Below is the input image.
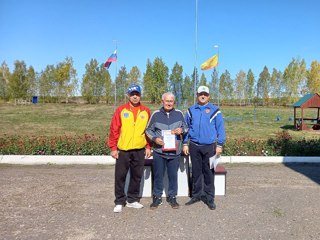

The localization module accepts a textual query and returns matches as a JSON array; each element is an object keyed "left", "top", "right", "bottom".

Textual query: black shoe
[
  {"left": 200, "top": 195, "right": 208, "bottom": 204},
  {"left": 185, "top": 197, "right": 200, "bottom": 206},
  {"left": 150, "top": 196, "right": 162, "bottom": 209},
  {"left": 167, "top": 196, "right": 179, "bottom": 209},
  {"left": 206, "top": 200, "right": 216, "bottom": 210}
]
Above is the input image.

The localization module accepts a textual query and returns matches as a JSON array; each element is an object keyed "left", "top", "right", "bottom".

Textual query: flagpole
[
  {"left": 214, "top": 44, "right": 219, "bottom": 107},
  {"left": 113, "top": 40, "right": 118, "bottom": 110},
  {"left": 193, "top": 0, "right": 198, "bottom": 104}
]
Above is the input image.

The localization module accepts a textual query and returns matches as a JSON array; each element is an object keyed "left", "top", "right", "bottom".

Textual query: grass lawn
[{"left": 0, "top": 103, "right": 319, "bottom": 140}]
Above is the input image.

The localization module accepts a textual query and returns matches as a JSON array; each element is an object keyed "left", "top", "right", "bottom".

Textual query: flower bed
[
  {"left": 0, "top": 134, "right": 109, "bottom": 155},
  {"left": 0, "top": 131, "right": 319, "bottom": 156}
]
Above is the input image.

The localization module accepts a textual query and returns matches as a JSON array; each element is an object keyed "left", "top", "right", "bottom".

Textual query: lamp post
[{"left": 214, "top": 44, "right": 219, "bottom": 107}]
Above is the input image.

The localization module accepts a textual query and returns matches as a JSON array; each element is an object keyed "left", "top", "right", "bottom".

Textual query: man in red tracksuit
[{"left": 108, "top": 84, "right": 151, "bottom": 213}]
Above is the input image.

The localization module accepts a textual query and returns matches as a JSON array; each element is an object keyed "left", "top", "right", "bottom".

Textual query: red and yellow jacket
[{"left": 108, "top": 102, "right": 151, "bottom": 151}]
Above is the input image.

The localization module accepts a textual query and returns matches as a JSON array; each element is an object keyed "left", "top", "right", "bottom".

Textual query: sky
[{"left": 1, "top": 0, "right": 320, "bottom": 87}]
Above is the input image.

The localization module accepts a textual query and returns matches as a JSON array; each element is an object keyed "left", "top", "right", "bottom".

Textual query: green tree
[
  {"left": 306, "top": 60, "right": 320, "bottom": 94},
  {"left": 82, "top": 59, "right": 106, "bottom": 104},
  {"left": 54, "top": 57, "right": 77, "bottom": 103},
  {"left": 246, "top": 69, "right": 255, "bottom": 105},
  {"left": 115, "top": 66, "right": 128, "bottom": 104},
  {"left": 8, "top": 60, "right": 29, "bottom": 99},
  {"left": 0, "top": 62, "right": 10, "bottom": 101},
  {"left": 199, "top": 73, "right": 207, "bottom": 86},
  {"left": 219, "top": 70, "right": 233, "bottom": 104},
  {"left": 257, "top": 66, "right": 271, "bottom": 105},
  {"left": 27, "top": 66, "right": 37, "bottom": 97},
  {"left": 152, "top": 57, "right": 169, "bottom": 103},
  {"left": 191, "top": 67, "right": 199, "bottom": 103},
  {"left": 235, "top": 70, "right": 246, "bottom": 105},
  {"left": 39, "top": 65, "right": 55, "bottom": 103},
  {"left": 142, "top": 59, "right": 154, "bottom": 102},
  {"left": 169, "top": 62, "right": 183, "bottom": 98},
  {"left": 143, "top": 57, "right": 168, "bottom": 104},
  {"left": 283, "top": 57, "right": 306, "bottom": 102},
  {"left": 270, "top": 68, "right": 283, "bottom": 105},
  {"left": 127, "top": 66, "right": 141, "bottom": 86},
  {"left": 100, "top": 65, "right": 112, "bottom": 104},
  {"left": 182, "top": 75, "right": 193, "bottom": 105},
  {"left": 210, "top": 69, "right": 219, "bottom": 104}
]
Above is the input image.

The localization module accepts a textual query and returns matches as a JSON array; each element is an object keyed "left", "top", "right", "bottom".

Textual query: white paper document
[
  {"left": 209, "top": 154, "right": 221, "bottom": 170},
  {"left": 161, "top": 130, "right": 176, "bottom": 151}
]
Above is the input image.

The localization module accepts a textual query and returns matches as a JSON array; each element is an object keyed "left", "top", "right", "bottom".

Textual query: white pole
[
  {"left": 113, "top": 40, "right": 118, "bottom": 111},
  {"left": 193, "top": 0, "right": 198, "bottom": 104},
  {"left": 214, "top": 44, "right": 219, "bottom": 107}
]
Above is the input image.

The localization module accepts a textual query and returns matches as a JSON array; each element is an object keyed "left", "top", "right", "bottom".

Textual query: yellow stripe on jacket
[{"left": 117, "top": 107, "right": 149, "bottom": 151}]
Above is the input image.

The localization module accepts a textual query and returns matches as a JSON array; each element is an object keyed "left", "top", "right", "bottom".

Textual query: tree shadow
[
  {"left": 280, "top": 125, "right": 296, "bottom": 130},
  {"left": 283, "top": 163, "right": 320, "bottom": 185}
]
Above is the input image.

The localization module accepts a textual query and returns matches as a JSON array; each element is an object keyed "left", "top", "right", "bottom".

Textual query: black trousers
[
  {"left": 189, "top": 142, "right": 216, "bottom": 201},
  {"left": 114, "top": 148, "right": 145, "bottom": 205}
]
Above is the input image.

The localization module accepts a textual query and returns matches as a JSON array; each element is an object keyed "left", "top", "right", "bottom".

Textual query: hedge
[{"left": 1, "top": 131, "right": 320, "bottom": 156}]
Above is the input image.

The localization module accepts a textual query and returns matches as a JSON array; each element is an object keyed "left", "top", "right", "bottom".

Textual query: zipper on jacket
[
  {"left": 198, "top": 110, "right": 203, "bottom": 140},
  {"left": 131, "top": 109, "right": 136, "bottom": 149}
]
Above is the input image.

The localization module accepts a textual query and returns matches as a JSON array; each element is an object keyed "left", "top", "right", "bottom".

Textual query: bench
[
  {"left": 125, "top": 156, "right": 227, "bottom": 198},
  {"left": 214, "top": 165, "right": 227, "bottom": 196},
  {"left": 125, "top": 158, "right": 153, "bottom": 197}
]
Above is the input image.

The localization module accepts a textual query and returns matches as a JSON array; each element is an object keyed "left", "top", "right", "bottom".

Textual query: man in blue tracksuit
[
  {"left": 183, "top": 86, "right": 226, "bottom": 210},
  {"left": 146, "top": 92, "right": 188, "bottom": 209}
]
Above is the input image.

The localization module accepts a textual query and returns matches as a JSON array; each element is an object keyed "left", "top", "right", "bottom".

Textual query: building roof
[
  {"left": 293, "top": 93, "right": 320, "bottom": 108},
  {"left": 293, "top": 94, "right": 314, "bottom": 107}
]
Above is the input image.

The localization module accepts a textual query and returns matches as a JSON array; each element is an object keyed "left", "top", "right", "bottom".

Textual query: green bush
[
  {"left": 0, "top": 131, "right": 319, "bottom": 156},
  {"left": 223, "top": 130, "right": 320, "bottom": 156},
  {"left": 0, "top": 134, "right": 110, "bottom": 155}
]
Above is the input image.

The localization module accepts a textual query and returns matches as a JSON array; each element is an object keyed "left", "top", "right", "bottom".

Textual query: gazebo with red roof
[{"left": 293, "top": 93, "right": 320, "bottom": 130}]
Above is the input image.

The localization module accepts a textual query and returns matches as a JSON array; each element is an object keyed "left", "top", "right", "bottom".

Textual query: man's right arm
[
  {"left": 108, "top": 109, "right": 121, "bottom": 151},
  {"left": 182, "top": 109, "right": 191, "bottom": 155},
  {"left": 145, "top": 112, "right": 157, "bottom": 143}
]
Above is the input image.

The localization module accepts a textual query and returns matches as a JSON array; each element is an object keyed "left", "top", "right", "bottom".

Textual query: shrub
[
  {"left": 0, "top": 131, "right": 319, "bottom": 156},
  {"left": 0, "top": 134, "right": 110, "bottom": 155},
  {"left": 224, "top": 130, "right": 320, "bottom": 156}
]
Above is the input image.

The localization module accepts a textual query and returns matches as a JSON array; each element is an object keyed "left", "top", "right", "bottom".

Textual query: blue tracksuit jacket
[{"left": 183, "top": 102, "right": 226, "bottom": 146}]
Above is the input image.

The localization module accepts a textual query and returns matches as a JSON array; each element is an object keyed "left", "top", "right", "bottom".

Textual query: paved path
[{"left": 1, "top": 163, "right": 319, "bottom": 240}]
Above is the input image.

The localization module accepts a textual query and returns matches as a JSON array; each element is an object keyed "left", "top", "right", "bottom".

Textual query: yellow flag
[{"left": 200, "top": 54, "right": 219, "bottom": 71}]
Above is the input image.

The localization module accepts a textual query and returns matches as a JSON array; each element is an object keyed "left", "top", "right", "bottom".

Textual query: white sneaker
[
  {"left": 126, "top": 201, "right": 144, "bottom": 209},
  {"left": 113, "top": 205, "right": 123, "bottom": 213}
]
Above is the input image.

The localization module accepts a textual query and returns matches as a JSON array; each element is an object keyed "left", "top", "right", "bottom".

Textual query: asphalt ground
[{"left": 1, "top": 163, "right": 319, "bottom": 240}]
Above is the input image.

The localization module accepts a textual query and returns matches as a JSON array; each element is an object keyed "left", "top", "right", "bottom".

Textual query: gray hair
[{"left": 161, "top": 92, "right": 175, "bottom": 101}]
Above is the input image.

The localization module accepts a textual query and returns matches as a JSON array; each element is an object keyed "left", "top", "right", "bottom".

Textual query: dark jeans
[
  {"left": 189, "top": 142, "right": 216, "bottom": 201},
  {"left": 114, "top": 149, "right": 145, "bottom": 205},
  {"left": 152, "top": 151, "right": 180, "bottom": 197}
]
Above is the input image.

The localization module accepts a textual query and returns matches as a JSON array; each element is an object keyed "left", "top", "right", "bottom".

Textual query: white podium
[
  {"left": 125, "top": 165, "right": 152, "bottom": 197},
  {"left": 161, "top": 156, "right": 190, "bottom": 197},
  {"left": 214, "top": 166, "right": 227, "bottom": 196},
  {"left": 124, "top": 157, "right": 226, "bottom": 198}
]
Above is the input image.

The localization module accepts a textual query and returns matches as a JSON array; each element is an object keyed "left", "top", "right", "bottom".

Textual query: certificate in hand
[
  {"left": 209, "top": 154, "right": 221, "bottom": 170},
  {"left": 161, "top": 130, "right": 177, "bottom": 151}
]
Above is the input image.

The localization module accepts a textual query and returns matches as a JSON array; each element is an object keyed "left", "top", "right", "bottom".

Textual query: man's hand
[
  {"left": 216, "top": 146, "right": 223, "bottom": 155},
  {"left": 111, "top": 150, "right": 119, "bottom": 159},
  {"left": 155, "top": 137, "right": 164, "bottom": 146},
  {"left": 171, "top": 128, "right": 183, "bottom": 135},
  {"left": 145, "top": 148, "right": 151, "bottom": 158},
  {"left": 183, "top": 145, "right": 189, "bottom": 155}
]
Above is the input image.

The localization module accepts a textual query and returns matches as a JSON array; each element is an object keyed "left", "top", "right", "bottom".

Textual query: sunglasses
[{"left": 198, "top": 92, "right": 209, "bottom": 96}]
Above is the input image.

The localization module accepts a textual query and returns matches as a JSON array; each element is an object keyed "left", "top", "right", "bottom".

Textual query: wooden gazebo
[{"left": 293, "top": 93, "right": 320, "bottom": 130}]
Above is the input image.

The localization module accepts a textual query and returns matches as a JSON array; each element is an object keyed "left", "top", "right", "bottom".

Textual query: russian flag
[{"left": 104, "top": 50, "right": 117, "bottom": 69}]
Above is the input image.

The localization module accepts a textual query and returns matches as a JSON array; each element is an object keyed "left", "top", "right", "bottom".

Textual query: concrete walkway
[{"left": 1, "top": 163, "right": 319, "bottom": 239}]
